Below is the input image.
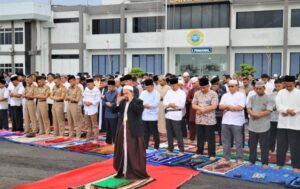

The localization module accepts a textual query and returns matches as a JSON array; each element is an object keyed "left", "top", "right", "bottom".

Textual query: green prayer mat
[{"left": 92, "top": 177, "right": 133, "bottom": 189}]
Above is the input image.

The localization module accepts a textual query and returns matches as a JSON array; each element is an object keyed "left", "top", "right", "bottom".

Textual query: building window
[
  {"left": 236, "top": 10, "right": 283, "bottom": 29},
  {"left": 290, "top": 53, "right": 300, "bottom": 76},
  {"left": 0, "top": 63, "right": 23, "bottom": 74},
  {"left": 133, "top": 16, "right": 165, "bottom": 33},
  {"left": 0, "top": 28, "right": 12, "bottom": 45},
  {"left": 51, "top": 54, "right": 79, "bottom": 59},
  {"left": 92, "top": 19, "right": 126, "bottom": 34},
  {"left": 53, "top": 18, "right": 79, "bottom": 23},
  {"left": 14, "top": 28, "right": 23, "bottom": 44},
  {"left": 291, "top": 9, "right": 300, "bottom": 27},
  {"left": 167, "top": 3, "right": 230, "bottom": 29},
  {"left": 92, "top": 55, "right": 121, "bottom": 75},
  {"left": 132, "top": 54, "right": 164, "bottom": 75},
  {"left": 235, "top": 53, "right": 282, "bottom": 78}
]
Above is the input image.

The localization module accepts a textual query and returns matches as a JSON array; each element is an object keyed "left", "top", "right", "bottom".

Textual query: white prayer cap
[
  {"left": 273, "top": 74, "right": 278, "bottom": 78},
  {"left": 123, "top": 85, "right": 133, "bottom": 92},
  {"left": 11, "top": 74, "right": 17, "bottom": 78},
  {"left": 228, "top": 80, "right": 239, "bottom": 86},
  {"left": 178, "top": 79, "right": 184, "bottom": 85},
  {"left": 183, "top": 72, "right": 190, "bottom": 77},
  {"left": 191, "top": 77, "right": 198, "bottom": 83},
  {"left": 75, "top": 75, "right": 80, "bottom": 79},
  {"left": 158, "top": 75, "right": 166, "bottom": 80}
]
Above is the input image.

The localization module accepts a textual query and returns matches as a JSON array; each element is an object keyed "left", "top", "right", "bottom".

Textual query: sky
[{"left": 0, "top": 0, "right": 102, "bottom": 5}]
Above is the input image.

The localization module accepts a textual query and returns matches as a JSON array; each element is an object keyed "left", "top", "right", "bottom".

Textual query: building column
[
  {"left": 283, "top": 0, "right": 289, "bottom": 75},
  {"left": 11, "top": 21, "right": 15, "bottom": 74},
  {"left": 120, "top": 3, "right": 126, "bottom": 74},
  {"left": 30, "top": 20, "right": 37, "bottom": 74},
  {"left": 79, "top": 9, "right": 84, "bottom": 73}
]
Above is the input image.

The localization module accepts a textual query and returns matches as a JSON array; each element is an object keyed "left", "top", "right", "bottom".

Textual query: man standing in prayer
[
  {"left": 219, "top": 80, "right": 246, "bottom": 163},
  {"left": 8, "top": 74, "right": 25, "bottom": 132},
  {"left": 156, "top": 76, "right": 170, "bottom": 134},
  {"left": 35, "top": 76, "right": 51, "bottom": 135},
  {"left": 23, "top": 75, "right": 38, "bottom": 134},
  {"left": 50, "top": 76, "right": 67, "bottom": 137},
  {"left": 83, "top": 78, "right": 101, "bottom": 141},
  {"left": 113, "top": 85, "right": 149, "bottom": 180},
  {"left": 275, "top": 75, "right": 300, "bottom": 172},
  {"left": 186, "top": 77, "right": 200, "bottom": 143},
  {"left": 139, "top": 79, "right": 160, "bottom": 150},
  {"left": 269, "top": 79, "right": 284, "bottom": 153},
  {"left": 65, "top": 75, "right": 83, "bottom": 139},
  {"left": 103, "top": 80, "right": 119, "bottom": 144},
  {"left": 247, "top": 81, "right": 273, "bottom": 168},
  {"left": 192, "top": 77, "right": 218, "bottom": 160},
  {"left": 163, "top": 77, "right": 186, "bottom": 156},
  {"left": 46, "top": 73, "right": 55, "bottom": 126},
  {"left": 0, "top": 78, "right": 9, "bottom": 130}
]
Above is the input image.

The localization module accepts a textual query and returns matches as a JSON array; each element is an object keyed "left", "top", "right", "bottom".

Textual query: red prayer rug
[{"left": 12, "top": 159, "right": 198, "bottom": 189}]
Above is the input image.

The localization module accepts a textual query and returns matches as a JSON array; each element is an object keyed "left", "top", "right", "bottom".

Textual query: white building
[{"left": 0, "top": 0, "right": 300, "bottom": 78}]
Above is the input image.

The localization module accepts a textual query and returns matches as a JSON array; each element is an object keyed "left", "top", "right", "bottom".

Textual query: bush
[
  {"left": 237, "top": 64, "right": 256, "bottom": 77},
  {"left": 128, "top": 67, "right": 144, "bottom": 77}
]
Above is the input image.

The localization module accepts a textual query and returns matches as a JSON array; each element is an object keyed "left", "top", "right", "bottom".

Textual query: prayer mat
[
  {"left": 216, "top": 151, "right": 250, "bottom": 161},
  {"left": 225, "top": 164, "right": 300, "bottom": 185},
  {"left": 33, "top": 137, "right": 74, "bottom": 147},
  {"left": 168, "top": 156, "right": 219, "bottom": 170},
  {"left": 0, "top": 130, "right": 15, "bottom": 137},
  {"left": 13, "top": 159, "right": 198, "bottom": 189},
  {"left": 286, "top": 177, "right": 300, "bottom": 188},
  {"left": 4, "top": 135, "right": 55, "bottom": 144},
  {"left": 147, "top": 152, "right": 192, "bottom": 166},
  {"left": 88, "top": 145, "right": 114, "bottom": 155},
  {"left": 71, "top": 175, "right": 155, "bottom": 189},
  {"left": 49, "top": 140, "right": 89, "bottom": 149},
  {"left": 65, "top": 142, "right": 101, "bottom": 153},
  {"left": 200, "top": 160, "right": 244, "bottom": 175}
]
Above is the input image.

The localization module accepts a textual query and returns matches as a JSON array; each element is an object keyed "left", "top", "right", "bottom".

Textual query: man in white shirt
[
  {"left": 46, "top": 73, "right": 55, "bottom": 126},
  {"left": 0, "top": 79, "right": 9, "bottom": 130},
  {"left": 8, "top": 75, "right": 25, "bottom": 131},
  {"left": 163, "top": 77, "right": 186, "bottom": 156},
  {"left": 61, "top": 75, "right": 70, "bottom": 115},
  {"left": 219, "top": 80, "right": 246, "bottom": 163},
  {"left": 83, "top": 78, "right": 101, "bottom": 141},
  {"left": 261, "top": 74, "right": 274, "bottom": 95},
  {"left": 139, "top": 79, "right": 160, "bottom": 150},
  {"left": 275, "top": 75, "right": 300, "bottom": 173}
]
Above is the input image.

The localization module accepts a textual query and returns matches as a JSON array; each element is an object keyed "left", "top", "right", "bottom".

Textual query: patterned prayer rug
[{"left": 200, "top": 160, "right": 244, "bottom": 175}]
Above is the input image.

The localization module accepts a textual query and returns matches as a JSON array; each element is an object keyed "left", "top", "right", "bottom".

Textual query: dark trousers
[
  {"left": 189, "top": 122, "right": 196, "bottom": 141},
  {"left": 249, "top": 130, "right": 269, "bottom": 165},
  {"left": 100, "top": 107, "right": 106, "bottom": 132},
  {"left": 277, "top": 129, "right": 300, "bottom": 169},
  {"left": 105, "top": 118, "right": 118, "bottom": 144},
  {"left": 48, "top": 104, "right": 53, "bottom": 126},
  {"left": 11, "top": 106, "right": 23, "bottom": 132},
  {"left": 196, "top": 124, "right": 216, "bottom": 157},
  {"left": 143, "top": 121, "right": 160, "bottom": 150},
  {"left": 215, "top": 116, "right": 222, "bottom": 145},
  {"left": 0, "top": 109, "right": 8, "bottom": 130},
  {"left": 269, "top": 122, "right": 278, "bottom": 152},
  {"left": 181, "top": 116, "right": 188, "bottom": 138},
  {"left": 166, "top": 119, "right": 184, "bottom": 152}
]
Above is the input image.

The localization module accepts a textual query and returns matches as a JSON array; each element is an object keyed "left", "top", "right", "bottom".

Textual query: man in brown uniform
[
  {"left": 50, "top": 76, "right": 66, "bottom": 137},
  {"left": 65, "top": 75, "right": 82, "bottom": 138},
  {"left": 24, "top": 75, "right": 38, "bottom": 134},
  {"left": 156, "top": 76, "right": 170, "bottom": 133},
  {"left": 35, "top": 76, "right": 51, "bottom": 135}
]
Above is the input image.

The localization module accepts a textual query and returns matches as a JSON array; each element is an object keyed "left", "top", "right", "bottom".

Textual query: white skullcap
[
  {"left": 183, "top": 72, "right": 190, "bottom": 77},
  {"left": 273, "top": 74, "right": 278, "bottom": 77},
  {"left": 75, "top": 76, "right": 80, "bottom": 79},
  {"left": 228, "top": 80, "right": 238, "bottom": 85},
  {"left": 191, "top": 77, "right": 198, "bottom": 83},
  {"left": 178, "top": 79, "right": 184, "bottom": 85},
  {"left": 11, "top": 74, "right": 17, "bottom": 78},
  {"left": 123, "top": 85, "right": 133, "bottom": 91}
]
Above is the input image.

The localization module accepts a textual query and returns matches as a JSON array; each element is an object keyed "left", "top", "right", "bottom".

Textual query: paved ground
[{"left": 0, "top": 141, "right": 284, "bottom": 189}]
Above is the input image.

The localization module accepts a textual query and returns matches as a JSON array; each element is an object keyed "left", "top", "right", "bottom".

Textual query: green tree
[
  {"left": 237, "top": 64, "right": 256, "bottom": 77},
  {"left": 129, "top": 67, "right": 144, "bottom": 77}
]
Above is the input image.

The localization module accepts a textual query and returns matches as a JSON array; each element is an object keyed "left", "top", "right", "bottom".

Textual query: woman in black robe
[{"left": 112, "top": 85, "right": 149, "bottom": 180}]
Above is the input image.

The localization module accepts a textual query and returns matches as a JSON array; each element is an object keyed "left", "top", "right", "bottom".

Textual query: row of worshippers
[{"left": 0, "top": 72, "right": 300, "bottom": 173}]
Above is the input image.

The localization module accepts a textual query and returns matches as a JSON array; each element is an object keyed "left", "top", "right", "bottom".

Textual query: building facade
[{"left": 0, "top": 0, "right": 300, "bottom": 78}]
